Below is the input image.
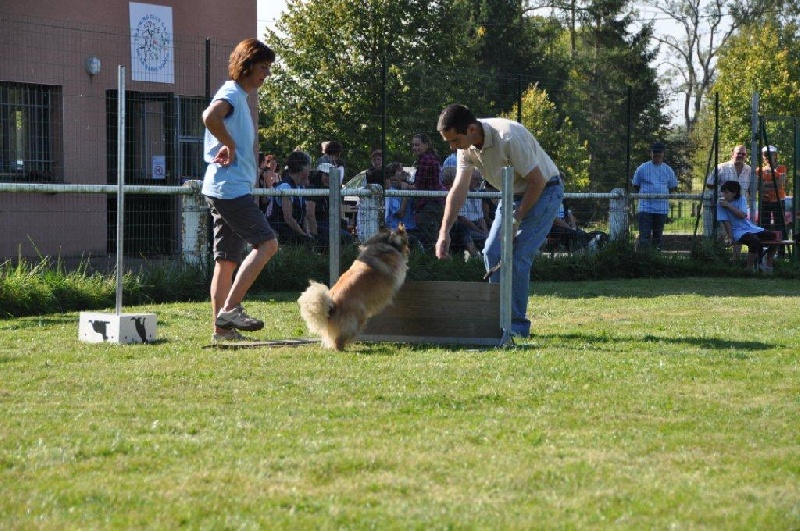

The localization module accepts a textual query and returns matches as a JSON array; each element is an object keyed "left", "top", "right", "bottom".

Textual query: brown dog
[{"left": 298, "top": 225, "right": 410, "bottom": 350}]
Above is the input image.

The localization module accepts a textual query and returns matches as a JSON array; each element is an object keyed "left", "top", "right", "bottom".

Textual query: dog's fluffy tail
[{"left": 297, "top": 281, "right": 334, "bottom": 337}]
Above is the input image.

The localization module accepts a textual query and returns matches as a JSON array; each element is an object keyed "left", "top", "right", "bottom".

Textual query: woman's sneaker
[
  {"left": 215, "top": 306, "right": 264, "bottom": 331},
  {"left": 211, "top": 329, "right": 251, "bottom": 342}
]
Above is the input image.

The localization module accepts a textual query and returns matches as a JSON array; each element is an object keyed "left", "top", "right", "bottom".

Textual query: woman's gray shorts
[{"left": 205, "top": 194, "right": 277, "bottom": 263}]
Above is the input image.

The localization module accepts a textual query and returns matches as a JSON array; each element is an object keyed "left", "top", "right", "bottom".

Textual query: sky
[{"left": 256, "top": 0, "right": 287, "bottom": 36}]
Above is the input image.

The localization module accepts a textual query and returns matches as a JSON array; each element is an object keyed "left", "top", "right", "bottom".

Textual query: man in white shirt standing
[{"left": 436, "top": 103, "right": 563, "bottom": 338}]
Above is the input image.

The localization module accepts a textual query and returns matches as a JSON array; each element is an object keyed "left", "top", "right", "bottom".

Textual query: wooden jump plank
[{"left": 359, "top": 281, "right": 503, "bottom": 344}]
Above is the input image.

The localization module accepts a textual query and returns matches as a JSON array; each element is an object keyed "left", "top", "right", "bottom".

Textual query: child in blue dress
[{"left": 717, "top": 180, "right": 777, "bottom": 272}]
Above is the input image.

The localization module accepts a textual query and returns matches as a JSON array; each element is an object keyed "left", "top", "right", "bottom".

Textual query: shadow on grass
[
  {"left": 523, "top": 331, "right": 775, "bottom": 352},
  {"left": 534, "top": 277, "right": 800, "bottom": 300}
]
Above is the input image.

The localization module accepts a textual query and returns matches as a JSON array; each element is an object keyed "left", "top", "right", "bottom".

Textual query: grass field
[{"left": 2, "top": 278, "right": 799, "bottom": 529}]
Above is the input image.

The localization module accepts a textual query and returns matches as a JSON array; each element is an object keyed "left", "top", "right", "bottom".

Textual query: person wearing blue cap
[{"left": 632, "top": 142, "right": 678, "bottom": 250}]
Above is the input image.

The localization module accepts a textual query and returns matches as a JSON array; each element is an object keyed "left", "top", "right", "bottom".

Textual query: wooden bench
[
  {"left": 757, "top": 231, "right": 797, "bottom": 262},
  {"left": 759, "top": 230, "right": 797, "bottom": 247}
]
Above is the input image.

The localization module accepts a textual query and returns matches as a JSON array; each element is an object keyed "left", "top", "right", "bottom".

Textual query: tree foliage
[
  {"left": 692, "top": 21, "right": 800, "bottom": 181},
  {"left": 258, "top": 0, "right": 665, "bottom": 191},
  {"left": 260, "top": 0, "right": 478, "bottom": 174},
  {"left": 503, "top": 85, "right": 591, "bottom": 190},
  {"left": 643, "top": 0, "right": 790, "bottom": 132},
  {"left": 559, "top": 0, "right": 667, "bottom": 190}
]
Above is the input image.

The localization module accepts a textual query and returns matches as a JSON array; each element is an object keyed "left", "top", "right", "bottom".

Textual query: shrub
[{"left": 2, "top": 241, "right": 798, "bottom": 319}]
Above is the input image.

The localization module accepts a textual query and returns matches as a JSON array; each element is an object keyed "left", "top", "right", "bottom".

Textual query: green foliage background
[{"left": 258, "top": 0, "right": 668, "bottom": 188}]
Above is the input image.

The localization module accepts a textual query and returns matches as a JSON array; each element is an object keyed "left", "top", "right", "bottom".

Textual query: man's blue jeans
[
  {"left": 483, "top": 182, "right": 563, "bottom": 336},
  {"left": 637, "top": 212, "right": 667, "bottom": 250}
]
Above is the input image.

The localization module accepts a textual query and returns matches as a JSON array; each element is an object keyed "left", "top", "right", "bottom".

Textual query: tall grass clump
[
  {"left": 3, "top": 240, "right": 798, "bottom": 319},
  {"left": 0, "top": 257, "right": 207, "bottom": 318}
]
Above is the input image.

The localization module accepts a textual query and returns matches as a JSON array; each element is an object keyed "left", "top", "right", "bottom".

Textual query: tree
[
  {"left": 503, "top": 84, "right": 591, "bottom": 190},
  {"left": 456, "top": 0, "right": 571, "bottom": 111},
  {"left": 259, "top": 0, "right": 479, "bottom": 174},
  {"left": 643, "top": 0, "right": 788, "bottom": 133},
  {"left": 692, "top": 21, "right": 800, "bottom": 187},
  {"left": 560, "top": 0, "right": 667, "bottom": 190}
]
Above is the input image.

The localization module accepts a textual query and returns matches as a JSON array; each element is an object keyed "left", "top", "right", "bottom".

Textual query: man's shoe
[{"left": 215, "top": 306, "right": 264, "bottom": 331}]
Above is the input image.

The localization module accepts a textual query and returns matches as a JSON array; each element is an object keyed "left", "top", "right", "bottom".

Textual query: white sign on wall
[
  {"left": 151, "top": 155, "right": 166, "bottom": 180},
  {"left": 129, "top": 2, "right": 175, "bottom": 84}
]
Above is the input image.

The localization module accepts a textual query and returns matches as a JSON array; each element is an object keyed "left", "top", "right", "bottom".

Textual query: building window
[
  {"left": 105, "top": 91, "right": 205, "bottom": 256},
  {"left": 0, "top": 82, "right": 63, "bottom": 182},
  {"left": 177, "top": 96, "right": 206, "bottom": 183}
]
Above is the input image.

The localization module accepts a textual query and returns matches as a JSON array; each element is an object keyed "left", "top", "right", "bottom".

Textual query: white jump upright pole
[
  {"left": 499, "top": 166, "right": 514, "bottom": 344},
  {"left": 328, "top": 166, "right": 343, "bottom": 286},
  {"left": 78, "top": 66, "right": 157, "bottom": 344},
  {"left": 115, "top": 65, "right": 126, "bottom": 315}
]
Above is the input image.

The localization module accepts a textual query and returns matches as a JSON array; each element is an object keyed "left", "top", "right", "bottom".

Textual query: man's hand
[{"left": 435, "top": 234, "right": 451, "bottom": 259}]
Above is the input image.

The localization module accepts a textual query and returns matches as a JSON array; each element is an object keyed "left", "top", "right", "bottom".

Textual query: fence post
[
  {"left": 702, "top": 198, "right": 715, "bottom": 238},
  {"left": 609, "top": 187, "right": 628, "bottom": 241},
  {"left": 181, "top": 180, "right": 209, "bottom": 265},
  {"left": 356, "top": 184, "right": 382, "bottom": 242}
]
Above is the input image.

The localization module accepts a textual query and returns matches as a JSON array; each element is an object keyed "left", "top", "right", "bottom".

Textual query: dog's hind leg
[{"left": 332, "top": 312, "right": 364, "bottom": 351}]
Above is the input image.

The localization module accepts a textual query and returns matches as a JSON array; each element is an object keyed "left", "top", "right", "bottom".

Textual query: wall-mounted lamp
[{"left": 85, "top": 56, "right": 101, "bottom": 76}]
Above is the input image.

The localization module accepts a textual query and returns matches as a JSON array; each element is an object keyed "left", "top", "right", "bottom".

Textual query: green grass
[{"left": 1, "top": 278, "right": 799, "bottom": 528}]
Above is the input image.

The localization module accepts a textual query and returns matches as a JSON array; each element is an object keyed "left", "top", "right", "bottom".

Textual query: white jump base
[{"left": 79, "top": 312, "right": 157, "bottom": 344}]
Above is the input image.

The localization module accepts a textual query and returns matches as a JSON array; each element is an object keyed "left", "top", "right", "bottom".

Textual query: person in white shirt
[{"left": 436, "top": 103, "right": 563, "bottom": 338}]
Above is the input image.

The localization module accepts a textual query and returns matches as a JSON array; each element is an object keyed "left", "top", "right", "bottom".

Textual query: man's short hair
[
  {"left": 437, "top": 104, "right": 478, "bottom": 134},
  {"left": 285, "top": 150, "right": 311, "bottom": 173},
  {"left": 324, "top": 140, "right": 342, "bottom": 156}
]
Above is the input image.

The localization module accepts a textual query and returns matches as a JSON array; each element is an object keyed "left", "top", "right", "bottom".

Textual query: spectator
[
  {"left": 547, "top": 200, "right": 591, "bottom": 251},
  {"left": 307, "top": 162, "right": 354, "bottom": 248},
  {"left": 705, "top": 145, "right": 751, "bottom": 200},
  {"left": 632, "top": 141, "right": 678, "bottom": 250},
  {"left": 717, "top": 180, "right": 777, "bottom": 273},
  {"left": 704, "top": 145, "right": 750, "bottom": 256},
  {"left": 316, "top": 140, "right": 346, "bottom": 182},
  {"left": 412, "top": 133, "right": 446, "bottom": 248},
  {"left": 481, "top": 180, "right": 499, "bottom": 228},
  {"left": 457, "top": 168, "right": 489, "bottom": 252},
  {"left": 441, "top": 166, "right": 481, "bottom": 258},
  {"left": 436, "top": 103, "right": 563, "bottom": 338},
  {"left": 384, "top": 165, "right": 416, "bottom": 230},
  {"left": 257, "top": 153, "right": 279, "bottom": 218},
  {"left": 201, "top": 39, "right": 278, "bottom": 342},
  {"left": 756, "top": 145, "right": 787, "bottom": 233},
  {"left": 441, "top": 151, "right": 457, "bottom": 179},
  {"left": 356, "top": 149, "right": 384, "bottom": 241},
  {"left": 269, "top": 151, "right": 315, "bottom": 246},
  {"left": 365, "top": 149, "right": 384, "bottom": 185}
]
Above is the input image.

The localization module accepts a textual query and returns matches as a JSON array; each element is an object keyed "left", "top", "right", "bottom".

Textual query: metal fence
[
  {"left": 4, "top": 12, "right": 797, "bottom": 267},
  {"left": 1, "top": 179, "right": 720, "bottom": 264}
]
